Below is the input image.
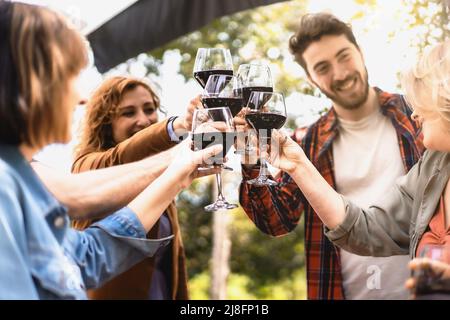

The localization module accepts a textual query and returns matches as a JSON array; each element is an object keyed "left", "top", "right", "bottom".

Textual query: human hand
[
  {"left": 405, "top": 257, "right": 450, "bottom": 298},
  {"left": 173, "top": 95, "right": 204, "bottom": 135},
  {"left": 167, "top": 138, "right": 222, "bottom": 189},
  {"left": 265, "top": 129, "right": 307, "bottom": 174}
]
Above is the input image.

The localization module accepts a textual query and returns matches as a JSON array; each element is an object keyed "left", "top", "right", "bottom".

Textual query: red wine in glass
[
  {"left": 194, "top": 69, "right": 233, "bottom": 88},
  {"left": 202, "top": 97, "right": 243, "bottom": 117},
  {"left": 245, "top": 112, "right": 286, "bottom": 130},
  {"left": 242, "top": 86, "right": 273, "bottom": 106},
  {"left": 245, "top": 112, "right": 286, "bottom": 140}
]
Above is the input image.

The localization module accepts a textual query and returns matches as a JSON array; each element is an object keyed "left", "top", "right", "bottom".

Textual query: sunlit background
[{"left": 26, "top": 0, "right": 449, "bottom": 299}]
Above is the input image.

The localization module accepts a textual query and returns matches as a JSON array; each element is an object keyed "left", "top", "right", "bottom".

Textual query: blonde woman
[
  {"left": 0, "top": 1, "right": 220, "bottom": 299},
  {"left": 266, "top": 40, "right": 450, "bottom": 294}
]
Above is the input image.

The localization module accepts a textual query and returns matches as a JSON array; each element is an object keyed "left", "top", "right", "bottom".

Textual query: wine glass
[
  {"left": 237, "top": 63, "right": 273, "bottom": 105},
  {"left": 193, "top": 48, "right": 233, "bottom": 88},
  {"left": 202, "top": 74, "right": 244, "bottom": 117},
  {"left": 244, "top": 91, "right": 287, "bottom": 186},
  {"left": 413, "top": 244, "right": 450, "bottom": 299},
  {"left": 235, "top": 63, "right": 273, "bottom": 154},
  {"left": 202, "top": 74, "right": 243, "bottom": 170},
  {"left": 191, "top": 107, "right": 238, "bottom": 212}
]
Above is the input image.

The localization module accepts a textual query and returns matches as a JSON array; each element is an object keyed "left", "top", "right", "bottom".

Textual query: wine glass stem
[
  {"left": 215, "top": 172, "right": 225, "bottom": 201},
  {"left": 259, "top": 136, "right": 270, "bottom": 178}
]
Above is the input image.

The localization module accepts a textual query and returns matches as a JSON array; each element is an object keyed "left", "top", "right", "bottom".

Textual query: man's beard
[{"left": 314, "top": 68, "right": 370, "bottom": 110}]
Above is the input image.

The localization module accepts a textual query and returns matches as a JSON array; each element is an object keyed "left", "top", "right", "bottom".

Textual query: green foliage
[
  {"left": 229, "top": 208, "right": 305, "bottom": 289},
  {"left": 188, "top": 271, "right": 211, "bottom": 300},
  {"left": 351, "top": 0, "right": 378, "bottom": 22},
  {"left": 188, "top": 264, "right": 307, "bottom": 300},
  {"left": 401, "top": 0, "right": 449, "bottom": 51},
  {"left": 178, "top": 180, "right": 307, "bottom": 300},
  {"left": 177, "top": 177, "right": 214, "bottom": 277}
]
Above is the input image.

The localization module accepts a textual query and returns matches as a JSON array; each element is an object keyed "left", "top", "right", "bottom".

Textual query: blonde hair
[
  {"left": 75, "top": 76, "right": 160, "bottom": 156},
  {"left": 402, "top": 40, "right": 450, "bottom": 129},
  {"left": 0, "top": 2, "right": 88, "bottom": 149}
]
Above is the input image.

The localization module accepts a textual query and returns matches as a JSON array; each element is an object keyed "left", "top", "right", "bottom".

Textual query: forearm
[
  {"left": 70, "top": 156, "right": 168, "bottom": 219},
  {"left": 128, "top": 168, "right": 183, "bottom": 232},
  {"left": 34, "top": 154, "right": 168, "bottom": 220},
  {"left": 289, "top": 158, "right": 345, "bottom": 230},
  {"left": 72, "top": 120, "right": 175, "bottom": 171}
]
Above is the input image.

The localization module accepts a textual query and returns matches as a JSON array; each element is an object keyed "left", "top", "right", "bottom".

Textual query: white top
[{"left": 333, "top": 109, "right": 410, "bottom": 300}]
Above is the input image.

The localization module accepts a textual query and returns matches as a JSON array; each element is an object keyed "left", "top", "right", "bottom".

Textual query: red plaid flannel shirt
[{"left": 239, "top": 88, "right": 425, "bottom": 299}]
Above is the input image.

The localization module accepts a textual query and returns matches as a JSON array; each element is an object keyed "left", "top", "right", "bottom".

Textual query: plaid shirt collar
[{"left": 314, "top": 87, "right": 422, "bottom": 163}]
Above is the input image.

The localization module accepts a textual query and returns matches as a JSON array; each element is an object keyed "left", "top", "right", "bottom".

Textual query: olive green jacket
[{"left": 326, "top": 150, "right": 449, "bottom": 259}]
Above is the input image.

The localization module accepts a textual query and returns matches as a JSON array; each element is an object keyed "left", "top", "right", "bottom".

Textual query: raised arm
[
  {"left": 33, "top": 150, "right": 170, "bottom": 220},
  {"left": 72, "top": 119, "right": 176, "bottom": 170},
  {"left": 268, "top": 130, "right": 420, "bottom": 256},
  {"left": 72, "top": 96, "right": 199, "bottom": 171},
  {"left": 65, "top": 140, "right": 222, "bottom": 289}
]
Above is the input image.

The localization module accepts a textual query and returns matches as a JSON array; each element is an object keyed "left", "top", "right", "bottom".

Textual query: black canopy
[{"left": 87, "top": 0, "right": 289, "bottom": 73}]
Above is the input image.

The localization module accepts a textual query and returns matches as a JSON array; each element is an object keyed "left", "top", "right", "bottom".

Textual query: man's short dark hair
[{"left": 289, "top": 13, "right": 359, "bottom": 74}]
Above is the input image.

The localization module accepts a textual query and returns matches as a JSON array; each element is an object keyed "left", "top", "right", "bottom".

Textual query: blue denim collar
[{"left": 0, "top": 144, "right": 67, "bottom": 218}]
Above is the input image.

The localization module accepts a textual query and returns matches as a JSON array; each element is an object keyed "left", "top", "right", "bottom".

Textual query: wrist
[
  {"left": 170, "top": 116, "right": 190, "bottom": 142},
  {"left": 163, "top": 164, "right": 188, "bottom": 190},
  {"left": 288, "top": 156, "right": 309, "bottom": 178},
  {"left": 173, "top": 117, "right": 186, "bottom": 131},
  {"left": 142, "top": 153, "right": 169, "bottom": 177}
]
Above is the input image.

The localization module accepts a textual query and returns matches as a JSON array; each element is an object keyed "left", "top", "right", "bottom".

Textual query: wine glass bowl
[
  {"left": 235, "top": 63, "right": 273, "bottom": 155},
  {"left": 237, "top": 63, "right": 273, "bottom": 105},
  {"left": 202, "top": 74, "right": 244, "bottom": 117},
  {"left": 193, "top": 48, "right": 233, "bottom": 88}
]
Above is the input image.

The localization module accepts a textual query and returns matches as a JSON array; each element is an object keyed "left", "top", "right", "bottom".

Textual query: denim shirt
[{"left": 0, "top": 145, "right": 173, "bottom": 299}]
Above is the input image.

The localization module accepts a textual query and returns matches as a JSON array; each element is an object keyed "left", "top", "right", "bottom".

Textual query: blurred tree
[
  {"left": 402, "top": 0, "right": 449, "bottom": 50},
  {"left": 176, "top": 178, "right": 214, "bottom": 277},
  {"left": 229, "top": 209, "right": 305, "bottom": 296},
  {"left": 148, "top": 0, "right": 310, "bottom": 96}
]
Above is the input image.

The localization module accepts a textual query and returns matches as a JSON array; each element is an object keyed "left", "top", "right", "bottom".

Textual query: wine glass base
[
  {"left": 204, "top": 200, "right": 238, "bottom": 212},
  {"left": 198, "top": 165, "right": 233, "bottom": 171},
  {"left": 246, "top": 176, "right": 278, "bottom": 186}
]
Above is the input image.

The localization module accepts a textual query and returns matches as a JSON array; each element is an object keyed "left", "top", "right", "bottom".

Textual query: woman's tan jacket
[{"left": 72, "top": 119, "right": 189, "bottom": 299}]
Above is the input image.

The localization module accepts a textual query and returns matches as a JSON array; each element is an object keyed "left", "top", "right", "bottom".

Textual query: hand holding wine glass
[
  {"left": 244, "top": 91, "right": 287, "bottom": 186},
  {"left": 191, "top": 107, "right": 238, "bottom": 211},
  {"left": 167, "top": 138, "right": 222, "bottom": 189},
  {"left": 235, "top": 63, "right": 273, "bottom": 155},
  {"left": 407, "top": 244, "right": 450, "bottom": 299},
  {"left": 266, "top": 129, "right": 307, "bottom": 174}
]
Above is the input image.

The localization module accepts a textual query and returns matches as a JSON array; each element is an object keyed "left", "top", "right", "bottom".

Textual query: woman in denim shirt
[{"left": 0, "top": 2, "right": 221, "bottom": 299}]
